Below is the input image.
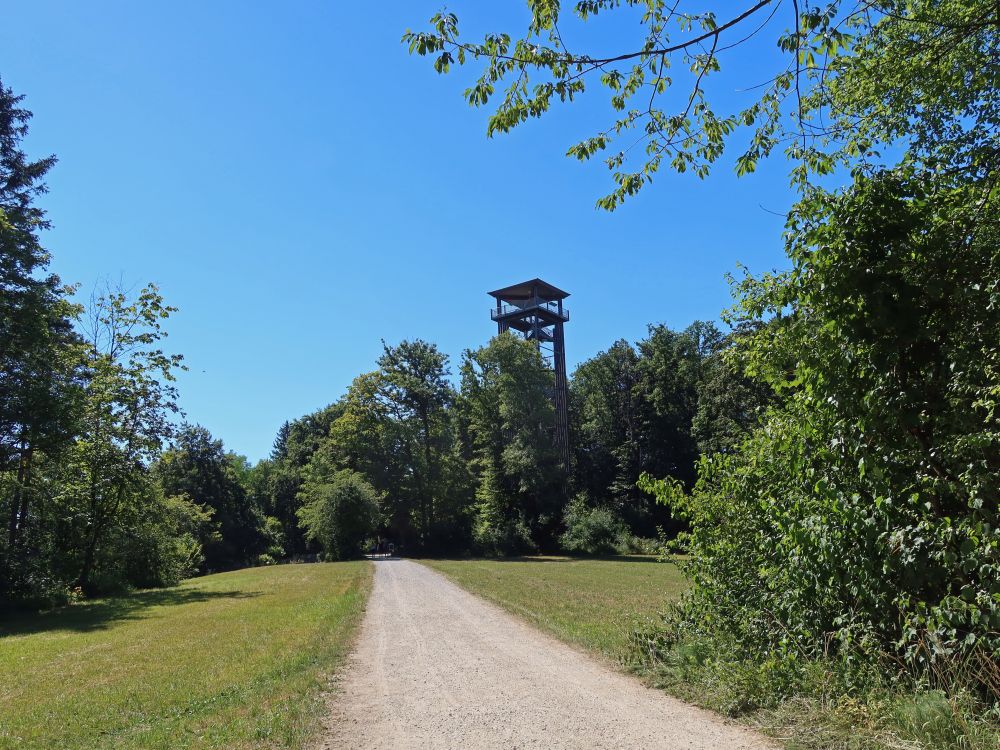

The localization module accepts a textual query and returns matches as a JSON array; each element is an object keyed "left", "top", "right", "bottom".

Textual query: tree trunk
[
  {"left": 421, "top": 409, "right": 435, "bottom": 533},
  {"left": 6, "top": 436, "right": 32, "bottom": 551},
  {"left": 78, "top": 477, "right": 114, "bottom": 593},
  {"left": 77, "top": 524, "right": 102, "bottom": 592},
  {"left": 6, "top": 485, "right": 21, "bottom": 551}
]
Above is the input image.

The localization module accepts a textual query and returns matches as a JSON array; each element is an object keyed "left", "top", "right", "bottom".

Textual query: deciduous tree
[
  {"left": 297, "top": 465, "right": 379, "bottom": 561},
  {"left": 66, "top": 284, "right": 184, "bottom": 591},
  {"left": 461, "top": 333, "right": 565, "bottom": 553}
]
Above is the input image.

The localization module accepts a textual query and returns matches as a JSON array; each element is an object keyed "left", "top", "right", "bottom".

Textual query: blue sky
[{"left": 3, "top": 1, "right": 798, "bottom": 461}]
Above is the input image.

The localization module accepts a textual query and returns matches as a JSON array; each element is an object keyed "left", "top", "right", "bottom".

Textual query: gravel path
[{"left": 317, "top": 559, "right": 773, "bottom": 749}]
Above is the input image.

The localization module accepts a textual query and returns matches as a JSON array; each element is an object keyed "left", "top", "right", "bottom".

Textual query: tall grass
[{"left": 628, "top": 622, "right": 1000, "bottom": 750}]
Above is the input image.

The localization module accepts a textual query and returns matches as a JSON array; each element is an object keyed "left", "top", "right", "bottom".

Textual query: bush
[
  {"left": 111, "top": 493, "right": 213, "bottom": 589},
  {"left": 559, "top": 495, "right": 628, "bottom": 555},
  {"left": 639, "top": 169, "right": 1000, "bottom": 709},
  {"left": 628, "top": 620, "right": 1000, "bottom": 749},
  {"left": 297, "top": 469, "right": 379, "bottom": 560},
  {"left": 615, "top": 533, "right": 663, "bottom": 557},
  {"left": 473, "top": 511, "right": 536, "bottom": 556}
]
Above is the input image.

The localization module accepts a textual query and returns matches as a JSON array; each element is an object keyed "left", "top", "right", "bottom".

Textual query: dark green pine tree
[
  {"left": 270, "top": 420, "right": 291, "bottom": 460},
  {"left": 0, "top": 78, "right": 82, "bottom": 588}
]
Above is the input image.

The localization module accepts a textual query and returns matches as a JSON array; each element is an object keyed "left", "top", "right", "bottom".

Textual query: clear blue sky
[{"left": 3, "top": 1, "right": 797, "bottom": 461}]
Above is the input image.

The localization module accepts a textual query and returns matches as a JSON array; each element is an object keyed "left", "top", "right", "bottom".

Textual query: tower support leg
[{"left": 552, "top": 321, "right": 570, "bottom": 467}]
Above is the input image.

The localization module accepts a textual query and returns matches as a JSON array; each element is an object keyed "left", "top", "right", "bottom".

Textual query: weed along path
[{"left": 317, "top": 559, "right": 772, "bottom": 749}]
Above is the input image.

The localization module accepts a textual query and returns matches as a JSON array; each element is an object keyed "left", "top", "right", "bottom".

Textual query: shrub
[
  {"left": 615, "top": 533, "right": 664, "bottom": 557},
  {"left": 473, "top": 510, "right": 536, "bottom": 556},
  {"left": 640, "top": 167, "right": 1000, "bottom": 708},
  {"left": 260, "top": 515, "right": 286, "bottom": 560},
  {"left": 297, "top": 469, "right": 379, "bottom": 560},
  {"left": 114, "top": 493, "right": 213, "bottom": 588},
  {"left": 559, "top": 495, "right": 628, "bottom": 555}
]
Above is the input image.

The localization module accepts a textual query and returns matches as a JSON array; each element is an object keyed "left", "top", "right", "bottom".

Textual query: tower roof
[{"left": 488, "top": 278, "right": 570, "bottom": 301}]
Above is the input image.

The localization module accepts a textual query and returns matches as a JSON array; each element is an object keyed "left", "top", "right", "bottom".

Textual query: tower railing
[{"left": 490, "top": 299, "right": 569, "bottom": 321}]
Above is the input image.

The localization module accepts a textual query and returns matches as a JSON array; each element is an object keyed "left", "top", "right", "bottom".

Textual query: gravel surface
[{"left": 317, "top": 559, "right": 774, "bottom": 750}]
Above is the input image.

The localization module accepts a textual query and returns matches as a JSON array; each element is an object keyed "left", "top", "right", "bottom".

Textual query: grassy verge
[
  {"left": 0, "top": 562, "right": 372, "bottom": 750},
  {"left": 421, "top": 555, "right": 687, "bottom": 660}
]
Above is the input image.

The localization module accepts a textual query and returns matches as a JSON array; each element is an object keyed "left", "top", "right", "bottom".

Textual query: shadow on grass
[{"left": 0, "top": 587, "right": 261, "bottom": 638}]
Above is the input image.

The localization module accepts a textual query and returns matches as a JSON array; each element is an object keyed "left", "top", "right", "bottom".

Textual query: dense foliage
[
  {"left": 461, "top": 333, "right": 565, "bottom": 553},
  {"left": 559, "top": 495, "right": 629, "bottom": 555},
  {"left": 643, "top": 3, "right": 999, "bottom": 713},
  {"left": 247, "top": 329, "right": 743, "bottom": 559},
  {"left": 644, "top": 165, "right": 1000, "bottom": 706},
  {"left": 153, "top": 425, "right": 270, "bottom": 571},
  {"left": 297, "top": 467, "right": 380, "bottom": 561},
  {"left": 0, "top": 78, "right": 208, "bottom": 603}
]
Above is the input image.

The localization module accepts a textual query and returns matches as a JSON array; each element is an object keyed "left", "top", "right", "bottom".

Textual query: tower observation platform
[{"left": 488, "top": 278, "right": 571, "bottom": 465}]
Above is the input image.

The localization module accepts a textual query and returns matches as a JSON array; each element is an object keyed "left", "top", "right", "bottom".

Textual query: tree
[
  {"left": 308, "top": 346, "right": 474, "bottom": 553},
  {"left": 154, "top": 424, "right": 264, "bottom": 571},
  {"left": 691, "top": 326, "right": 776, "bottom": 456},
  {"left": 571, "top": 339, "right": 642, "bottom": 509},
  {"left": 63, "top": 284, "right": 184, "bottom": 592},
  {"left": 270, "top": 420, "right": 291, "bottom": 461},
  {"left": 0, "top": 78, "right": 83, "bottom": 594},
  {"left": 570, "top": 324, "right": 729, "bottom": 536},
  {"left": 114, "top": 490, "right": 215, "bottom": 588},
  {"left": 460, "top": 333, "right": 565, "bottom": 553},
  {"left": 636, "top": 321, "right": 723, "bottom": 488},
  {"left": 257, "top": 402, "right": 344, "bottom": 556},
  {"left": 321, "top": 373, "right": 411, "bottom": 545},
  {"left": 646, "top": 165, "right": 1000, "bottom": 699},
  {"left": 377, "top": 340, "right": 455, "bottom": 545},
  {"left": 297, "top": 466, "right": 379, "bottom": 561},
  {"left": 405, "top": 2, "right": 999, "bottom": 204},
  {"left": 650, "top": 0, "right": 1000, "bottom": 687}
]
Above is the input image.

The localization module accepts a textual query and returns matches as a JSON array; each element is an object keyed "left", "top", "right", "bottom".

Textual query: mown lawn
[
  {"left": 422, "top": 556, "right": 686, "bottom": 660},
  {"left": 0, "top": 562, "right": 372, "bottom": 750}
]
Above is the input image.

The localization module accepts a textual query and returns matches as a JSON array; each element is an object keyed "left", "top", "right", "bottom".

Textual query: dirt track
[{"left": 317, "top": 559, "right": 773, "bottom": 749}]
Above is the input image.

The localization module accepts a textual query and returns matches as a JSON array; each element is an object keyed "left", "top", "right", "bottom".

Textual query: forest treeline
[
  {"left": 0, "top": 75, "right": 769, "bottom": 606},
  {"left": 250, "top": 319, "right": 770, "bottom": 562}
]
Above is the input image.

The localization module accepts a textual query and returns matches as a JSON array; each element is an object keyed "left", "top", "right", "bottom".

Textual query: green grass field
[
  {"left": 0, "top": 562, "right": 372, "bottom": 750},
  {"left": 422, "top": 556, "right": 687, "bottom": 660}
]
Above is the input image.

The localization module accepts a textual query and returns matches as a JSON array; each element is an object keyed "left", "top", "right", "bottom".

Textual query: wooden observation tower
[{"left": 489, "top": 278, "right": 571, "bottom": 464}]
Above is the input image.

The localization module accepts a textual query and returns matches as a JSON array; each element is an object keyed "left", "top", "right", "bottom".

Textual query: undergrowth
[{"left": 627, "top": 625, "right": 1000, "bottom": 750}]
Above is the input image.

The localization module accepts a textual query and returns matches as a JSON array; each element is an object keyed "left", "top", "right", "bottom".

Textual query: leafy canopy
[{"left": 405, "top": 1, "right": 1000, "bottom": 206}]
